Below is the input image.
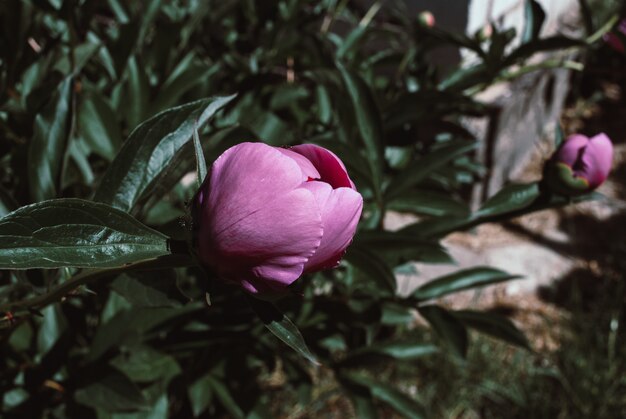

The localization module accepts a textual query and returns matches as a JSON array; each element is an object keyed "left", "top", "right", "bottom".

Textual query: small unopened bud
[
  {"left": 417, "top": 11, "right": 435, "bottom": 28},
  {"left": 476, "top": 23, "right": 493, "bottom": 41},
  {"left": 544, "top": 133, "right": 613, "bottom": 195}
]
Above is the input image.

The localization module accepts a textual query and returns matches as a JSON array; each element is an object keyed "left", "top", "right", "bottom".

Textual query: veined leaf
[
  {"left": 413, "top": 267, "right": 521, "bottom": 301},
  {"left": 475, "top": 183, "right": 540, "bottom": 218},
  {"left": 94, "top": 95, "right": 235, "bottom": 212},
  {"left": 248, "top": 296, "right": 319, "bottom": 365},
  {"left": 0, "top": 199, "right": 169, "bottom": 269},
  {"left": 337, "top": 62, "right": 384, "bottom": 194}
]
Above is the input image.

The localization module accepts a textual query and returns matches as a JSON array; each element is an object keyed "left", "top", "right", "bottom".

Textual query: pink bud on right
[
  {"left": 546, "top": 133, "right": 613, "bottom": 195},
  {"left": 417, "top": 11, "right": 435, "bottom": 28}
]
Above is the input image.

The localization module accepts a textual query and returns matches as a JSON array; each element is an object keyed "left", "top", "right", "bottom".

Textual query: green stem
[
  {"left": 0, "top": 255, "right": 196, "bottom": 314},
  {"left": 586, "top": 14, "right": 619, "bottom": 44}
]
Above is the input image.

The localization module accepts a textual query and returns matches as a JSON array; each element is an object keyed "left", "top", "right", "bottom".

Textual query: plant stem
[{"left": 0, "top": 255, "right": 196, "bottom": 314}]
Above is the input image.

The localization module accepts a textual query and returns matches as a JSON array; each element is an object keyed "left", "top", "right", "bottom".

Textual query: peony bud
[
  {"left": 417, "top": 11, "right": 435, "bottom": 28},
  {"left": 476, "top": 23, "right": 493, "bottom": 42},
  {"left": 545, "top": 133, "right": 613, "bottom": 195},
  {"left": 193, "top": 142, "right": 363, "bottom": 294}
]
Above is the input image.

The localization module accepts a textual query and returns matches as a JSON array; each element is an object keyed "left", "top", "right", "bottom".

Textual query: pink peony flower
[
  {"left": 194, "top": 142, "right": 363, "bottom": 294},
  {"left": 546, "top": 133, "right": 613, "bottom": 195}
]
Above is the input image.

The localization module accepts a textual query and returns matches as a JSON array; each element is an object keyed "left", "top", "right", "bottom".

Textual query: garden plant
[{"left": 0, "top": 0, "right": 621, "bottom": 417}]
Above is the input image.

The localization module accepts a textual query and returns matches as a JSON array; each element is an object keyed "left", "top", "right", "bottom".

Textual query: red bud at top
[{"left": 417, "top": 11, "right": 435, "bottom": 28}]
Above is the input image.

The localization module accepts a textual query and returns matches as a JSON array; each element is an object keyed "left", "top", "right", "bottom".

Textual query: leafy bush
[{"left": 0, "top": 0, "right": 610, "bottom": 417}]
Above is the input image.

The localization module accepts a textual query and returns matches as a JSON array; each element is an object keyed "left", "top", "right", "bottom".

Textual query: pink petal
[
  {"left": 580, "top": 133, "right": 613, "bottom": 188},
  {"left": 290, "top": 144, "right": 356, "bottom": 189},
  {"left": 275, "top": 148, "right": 320, "bottom": 181},
  {"left": 197, "top": 142, "right": 323, "bottom": 293},
  {"left": 556, "top": 134, "right": 589, "bottom": 167},
  {"left": 301, "top": 181, "right": 363, "bottom": 272},
  {"left": 604, "top": 32, "right": 626, "bottom": 53}
]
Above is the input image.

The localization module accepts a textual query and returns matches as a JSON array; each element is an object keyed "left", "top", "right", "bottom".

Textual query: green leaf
[
  {"left": 206, "top": 375, "right": 246, "bottom": 419},
  {"left": 505, "top": 36, "right": 585, "bottom": 64},
  {"left": 387, "top": 189, "right": 470, "bottom": 217},
  {"left": 111, "top": 271, "right": 182, "bottom": 308},
  {"left": 37, "top": 304, "right": 67, "bottom": 354},
  {"left": 193, "top": 123, "right": 207, "bottom": 187},
  {"left": 89, "top": 305, "right": 198, "bottom": 362},
  {"left": 344, "top": 246, "right": 396, "bottom": 296},
  {"left": 475, "top": 183, "right": 540, "bottom": 218},
  {"left": 381, "top": 301, "right": 415, "bottom": 325},
  {"left": 78, "top": 89, "right": 122, "bottom": 161},
  {"left": 400, "top": 215, "right": 474, "bottom": 240},
  {"left": 403, "top": 187, "right": 599, "bottom": 240},
  {"left": 337, "top": 25, "right": 368, "bottom": 61},
  {"left": 111, "top": 346, "right": 181, "bottom": 382},
  {"left": 248, "top": 296, "right": 319, "bottom": 365},
  {"left": 124, "top": 55, "right": 150, "bottom": 130},
  {"left": 348, "top": 341, "right": 439, "bottom": 361},
  {"left": 28, "top": 76, "right": 73, "bottom": 202},
  {"left": 74, "top": 368, "right": 149, "bottom": 412},
  {"left": 522, "top": 0, "right": 546, "bottom": 43},
  {"left": 188, "top": 375, "right": 214, "bottom": 417},
  {"left": 439, "top": 63, "right": 489, "bottom": 91},
  {"left": 337, "top": 62, "right": 384, "bottom": 194},
  {"left": 149, "top": 52, "right": 217, "bottom": 115},
  {"left": 385, "top": 140, "right": 477, "bottom": 200},
  {"left": 412, "top": 267, "right": 521, "bottom": 301},
  {"left": 0, "top": 199, "right": 169, "bottom": 269},
  {"left": 354, "top": 231, "right": 452, "bottom": 266},
  {"left": 555, "top": 123, "right": 565, "bottom": 148},
  {"left": 369, "top": 383, "right": 425, "bottom": 419},
  {"left": 53, "top": 40, "right": 102, "bottom": 75},
  {"left": 338, "top": 374, "right": 379, "bottom": 419},
  {"left": 341, "top": 373, "right": 426, "bottom": 419},
  {"left": 452, "top": 309, "right": 530, "bottom": 349},
  {"left": 418, "top": 305, "right": 468, "bottom": 358},
  {"left": 94, "top": 95, "right": 235, "bottom": 212},
  {"left": 0, "top": 186, "right": 18, "bottom": 218}
]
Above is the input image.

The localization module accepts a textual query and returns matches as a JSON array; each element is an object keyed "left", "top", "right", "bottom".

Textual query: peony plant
[{"left": 0, "top": 0, "right": 615, "bottom": 417}]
